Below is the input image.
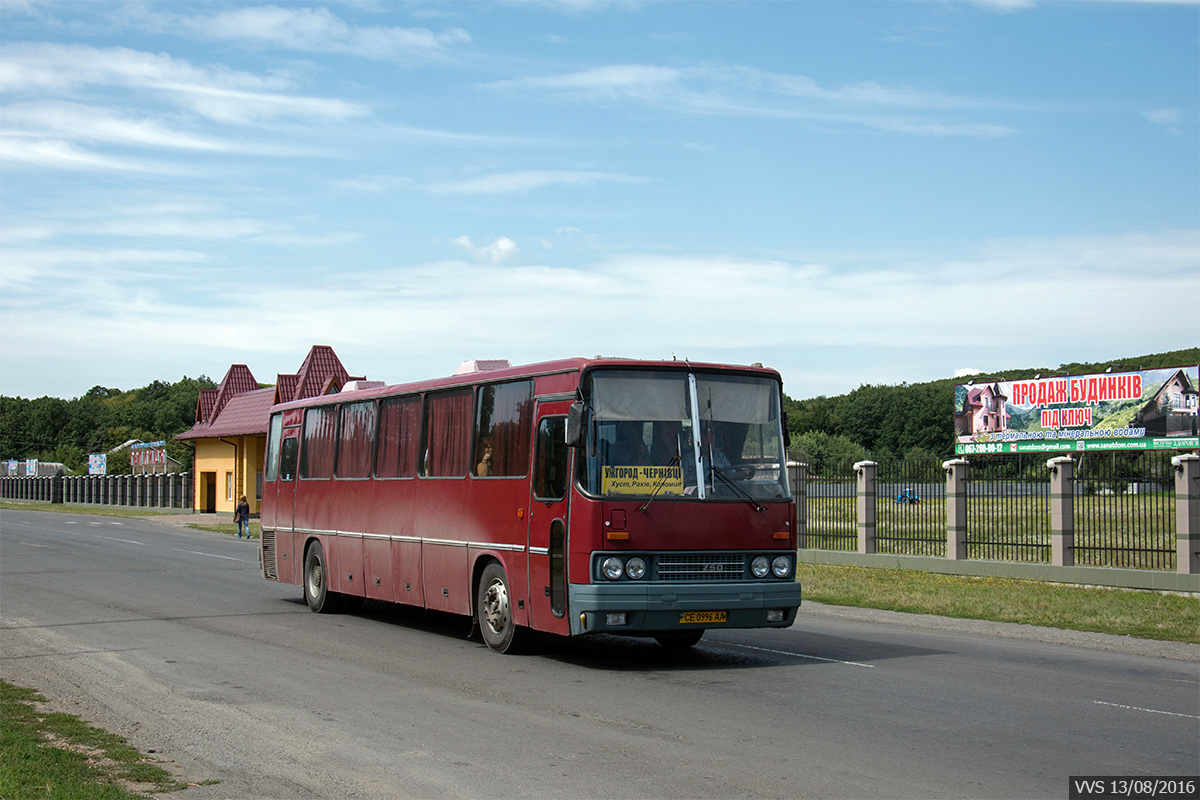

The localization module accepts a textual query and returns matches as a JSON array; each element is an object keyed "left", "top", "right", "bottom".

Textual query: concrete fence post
[
  {"left": 789, "top": 462, "right": 808, "bottom": 549},
  {"left": 1047, "top": 456, "right": 1075, "bottom": 567},
  {"left": 1172, "top": 454, "right": 1199, "bottom": 575},
  {"left": 943, "top": 459, "right": 970, "bottom": 560},
  {"left": 854, "top": 460, "right": 877, "bottom": 555}
]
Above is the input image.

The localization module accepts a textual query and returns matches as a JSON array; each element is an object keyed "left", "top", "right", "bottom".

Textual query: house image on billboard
[
  {"left": 955, "top": 382, "right": 1009, "bottom": 440},
  {"left": 1133, "top": 368, "right": 1199, "bottom": 438}
]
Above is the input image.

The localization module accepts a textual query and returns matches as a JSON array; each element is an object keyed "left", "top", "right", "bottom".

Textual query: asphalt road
[{"left": 1, "top": 508, "right": 1197, "bottom": 800}]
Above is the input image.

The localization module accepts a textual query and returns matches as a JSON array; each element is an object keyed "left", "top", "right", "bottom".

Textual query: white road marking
[
  {"left": 95, "top": 536, "right": 147, "bottom": 546},
  {"left": 1093, "top": 700, "right": 1199, "bottom": 720},
  {"left": 721, "top": 641, "right": 875, "bottom": 668},
  {"left": 173, "top": 548, "right": 254, "bottom": 563}
]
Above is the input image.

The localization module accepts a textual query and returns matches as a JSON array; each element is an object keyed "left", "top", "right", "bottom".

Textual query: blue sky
[{"left": 1, "top": 0, "right": 1197, "bottom": 402}]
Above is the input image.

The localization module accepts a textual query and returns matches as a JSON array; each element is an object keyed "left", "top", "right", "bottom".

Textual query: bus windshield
[{"left": 578, "top": 369, "right": 790, "bottom": 501}]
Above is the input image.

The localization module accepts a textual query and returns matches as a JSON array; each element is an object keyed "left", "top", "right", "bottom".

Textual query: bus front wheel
[
  {"left": 476, "top": 562, "right": 531, "bottom": 654},
  {"left": 304, "top": 540, "right": 338, "bottom": 613}
]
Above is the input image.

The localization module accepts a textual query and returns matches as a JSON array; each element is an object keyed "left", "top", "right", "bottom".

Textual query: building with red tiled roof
[{"left": 176, "top": 346, "right": 364, "bottom": 515}]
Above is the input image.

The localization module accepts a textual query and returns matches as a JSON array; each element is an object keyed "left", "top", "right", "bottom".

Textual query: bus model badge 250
[{"left": 259, "top": 357, "right": 802, "bottom": 654}]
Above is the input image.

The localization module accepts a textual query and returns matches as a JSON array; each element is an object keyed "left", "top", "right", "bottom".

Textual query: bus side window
[
  {"left": 421, "top": 389, "right": 472, "bottom": 477},
  {"left": 280, "top": 436, "right": 298, "bottom": 482},
  {"left": 301, "top": 406, "right": 337, "bottom": 479},
  {"left": 474, "top": 380, "right": 534, "bottom": 477},
  {"left": 265, "top": 414, "right": 283, "bottom": 482},
  {"left": 534, "top": 417, "right": 567, "bottom": 500},
  {"left": 376, "top": 396, "right": 420, "bottom": 478}
]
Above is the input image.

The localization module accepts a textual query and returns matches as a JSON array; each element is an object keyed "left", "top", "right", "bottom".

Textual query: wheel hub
[{"left": 482, "top": 579, "right": 509, "bottom": 633}]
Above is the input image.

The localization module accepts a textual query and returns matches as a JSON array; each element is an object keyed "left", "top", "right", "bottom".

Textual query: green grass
[
  {"left": 799, "top": 563, "right": 1200, "bottom": 643},
  {"left": 0, "top": 681, "right": 190, "bottom": 799},
  {"left": 0, "top": 501, "right": 179, "bottom": 519},
  {"left": 183, "top": 520, "right": 258, "bottom": 538}
]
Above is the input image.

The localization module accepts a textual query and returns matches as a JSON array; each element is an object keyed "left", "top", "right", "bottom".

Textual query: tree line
[
  {"left": 783, "top": 347, "right": 1199, "bottom": 475},
  {"left": 2, "top": 347, "right": 1193, "bottom": 476},
  {"left": 0, "top": 377, "right": 216, "bottom": 474}
]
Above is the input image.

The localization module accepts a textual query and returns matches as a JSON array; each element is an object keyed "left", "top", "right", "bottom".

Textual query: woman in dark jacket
[{"left": 234, "top": 495, "right": 251, "bottom": 538}]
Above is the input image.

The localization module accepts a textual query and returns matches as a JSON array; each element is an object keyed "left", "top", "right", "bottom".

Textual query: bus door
[
  {"left": 527, "top": 401, "right": 571, "bottom": 636},
  {"left": 274, "top": 429, "right": 300, "bottom": 582}
]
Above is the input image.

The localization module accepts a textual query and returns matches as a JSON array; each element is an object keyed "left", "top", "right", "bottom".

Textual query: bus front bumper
[{"left": 567, "top": 581, "right": 802, "bottom": 636}]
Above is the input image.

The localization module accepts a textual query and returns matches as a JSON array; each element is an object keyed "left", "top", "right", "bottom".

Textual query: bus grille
[
  {"left": 656, "top": 553, "right": 743, "bottom": 581},
  {"left": 261, "top": 529, "right": 277, "bottom": 580}
]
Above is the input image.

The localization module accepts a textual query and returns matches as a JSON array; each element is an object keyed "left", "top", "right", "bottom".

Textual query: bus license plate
[{"left": 679, "top": 611, "right": 727, "bottom": 624}]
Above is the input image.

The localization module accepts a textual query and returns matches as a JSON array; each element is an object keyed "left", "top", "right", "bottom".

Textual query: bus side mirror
[
  {"left": 782, "top": 412, "right": 791, "bottom": 448},
  {"left": 566, "top": 402, "right": 586, "bottom": 447}
]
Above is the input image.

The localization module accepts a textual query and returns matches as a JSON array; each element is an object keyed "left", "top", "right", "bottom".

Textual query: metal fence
[
  {"left": 1072, "top": 451, "right": 1175, "bottom": 570},
  {"left": 803, "top": 457, "right": 856, "bottom": 552},
  {"left": 801, "top": 452, "right": 1184, "bottom": 572},
  {"left": 0, "top": 473, "right": 192, "bottom": 510},
  {"left": 875, "top": 458, "right": 945, "bottom": 557},
  {"left": 965, "top": 454, "right": 1051, "bottom": 563}
]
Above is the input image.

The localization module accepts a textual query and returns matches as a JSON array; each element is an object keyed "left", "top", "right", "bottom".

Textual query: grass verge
[
  {"left": 0, "top": 501, "right": 178, "bottom": 519},
  {"left": 799, "top": 563, "right": 1199, "bottom": 643},
  {"left": 182, "top": 521, "right": 258, "bottom": 538},
  {"left": 0, "top": 681, "right": 190, "bottom": 799}
]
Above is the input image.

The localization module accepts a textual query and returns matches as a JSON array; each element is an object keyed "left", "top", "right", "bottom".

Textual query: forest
[
  {"left": 780, "top": 347, "right": 1197, "bottom": 472},
  {"left": 1, "top": 348, "right": 1195, "bottom": 475},
  {"left": 0, "top": 377, "right": 216, "bottom": 474}
]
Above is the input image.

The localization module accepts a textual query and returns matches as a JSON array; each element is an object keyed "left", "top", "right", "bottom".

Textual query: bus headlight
[
  {"left": 772, "top": 556, "right": 792, "bottom": 578},
  {"left": 602, "top": 557, "right": 624, "bottom": 580},
  {"left": 625, "top": 557, "right": 646, "bottom": 580},
  {"left": 751, "top": 556, "right": 771, "bottom": 578}
]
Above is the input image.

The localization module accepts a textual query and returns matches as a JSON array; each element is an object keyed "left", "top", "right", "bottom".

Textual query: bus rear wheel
[
  {"left": 476, "top": 562, "right": 531, "bottom": 654},
  {"left": 304, "top": 540, "right": 339, "bottom": 613}
]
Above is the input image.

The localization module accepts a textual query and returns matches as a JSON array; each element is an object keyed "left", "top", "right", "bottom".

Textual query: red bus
[{"left": 259, "top": 357, "right": 801, "bottom": 653}]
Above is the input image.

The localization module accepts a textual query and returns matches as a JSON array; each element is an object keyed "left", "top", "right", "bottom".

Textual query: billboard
[
  {"left": 130, "top": 441, "right": 167, "bottom": 472},
  {"left": 955, "top": 365, "right": 1199, "bottom": 455}
]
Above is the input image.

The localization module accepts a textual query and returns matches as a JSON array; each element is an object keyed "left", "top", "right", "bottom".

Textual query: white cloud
[
  {"left": 2, "top": 101, "right": 231, "bottom": 152},
  {"left": 485, "top": 62, "right": 1022, "bottom": 137},
  {"left": 7, "top": 229, "right": 1194, "bottom": 398},
  {"left": 1141, "top": 107, "right": 1185, "bottom": 135},
  {"left": 183, "top": 5, "right": 471, "bottom": 63},
  {"left": 0, "top": 136, "right": 190, "bottom": 174},
  {"left": 0, "top": 43, "right": 368, "bottom": 124},
  {"left": 453, "top": 235, "right": 521, "bottom": 263},
  {"left": 430, "top": 170, "right": 648, "bottom": 195}
]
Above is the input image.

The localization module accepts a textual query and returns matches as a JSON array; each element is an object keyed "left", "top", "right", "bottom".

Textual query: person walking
[{"left": 234, "top": 495, "right": 251, "bottom": 538}]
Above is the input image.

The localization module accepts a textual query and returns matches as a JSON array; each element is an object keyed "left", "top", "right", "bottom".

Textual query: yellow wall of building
[{"left": 191, "top": 436, "right": 266, "bottom": 515}]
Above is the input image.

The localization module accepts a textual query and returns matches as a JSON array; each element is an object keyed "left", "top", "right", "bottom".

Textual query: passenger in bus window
[
  {"left": 612, "top": 422, "right": 650, "bottom": 466},
  {"left": 476, "top": 438, "right": 493, "bottom": 476}
]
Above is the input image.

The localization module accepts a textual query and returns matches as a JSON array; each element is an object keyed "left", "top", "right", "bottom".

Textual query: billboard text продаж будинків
[{"left": 954, "top": 365, "right": 1199, "bottom": 455}]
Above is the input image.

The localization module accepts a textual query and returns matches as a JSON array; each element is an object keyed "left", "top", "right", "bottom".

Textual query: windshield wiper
[
  {"left": 638, "top": 455, "right": 680, "bottom": 513},
  {"left": 712, "top": 465, "right": 765, "bottom": 512}
]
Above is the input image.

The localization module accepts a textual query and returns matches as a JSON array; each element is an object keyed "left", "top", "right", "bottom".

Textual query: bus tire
[
  {"left": 476, "top": 562, "right": 531, "bottom": 654},
  {"left": 655, "top": 631, "right": 704, "bottom": 649},
  {"left": 304, "top": 539, "right": 339, "bottom": 613}
]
